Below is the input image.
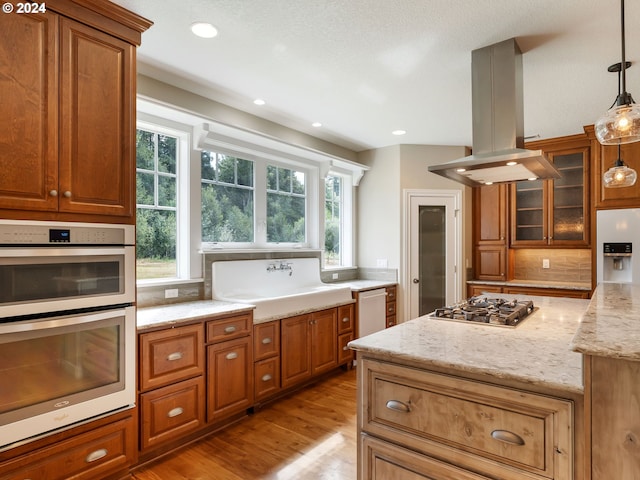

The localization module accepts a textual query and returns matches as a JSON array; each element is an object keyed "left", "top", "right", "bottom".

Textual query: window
[
  {"left": 266, "top": 165, "right": 306, "bottom": 243},
  {"left": 324, "top": 175, "right": 342, "bottom": 267},
  {"left": 136, "top": 128, "right": 178, "bottom": 280},
  {"left": 201, "top": 152, "right": 254, "bottom": 243}
]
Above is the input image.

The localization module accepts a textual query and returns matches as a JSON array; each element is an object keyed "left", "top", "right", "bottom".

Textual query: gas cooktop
[{"left": 429, "top": 296, "right": 536, "bottom": 327}]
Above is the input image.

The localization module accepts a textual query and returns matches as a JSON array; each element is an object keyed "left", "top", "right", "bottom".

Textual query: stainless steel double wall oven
[{"left": 0, "top": 220, "right": 136, "bottom": 448}]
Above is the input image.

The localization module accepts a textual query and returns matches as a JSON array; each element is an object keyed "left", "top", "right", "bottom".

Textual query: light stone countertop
[
  {"left": 571, "top": 283, "right": 640, "bottom": 361},
  {"left": 349, "top": 294, "right": 590, "bottom": 394},
  {"left": 333, "top": 279, "right": 397, "bottom": 291},
  {"left": 137, "top": 300, "right": 255, "bottom": 330}
]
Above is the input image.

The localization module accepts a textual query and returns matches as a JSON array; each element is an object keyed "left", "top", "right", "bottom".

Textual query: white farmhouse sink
[{"left": 211, "top": 258, "right": 352, "bottom": 321}]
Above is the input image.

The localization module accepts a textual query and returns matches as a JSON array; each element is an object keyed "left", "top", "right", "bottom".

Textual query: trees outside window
[
  {"left": 201, "top": 151, "right": 254, "bottom": 243},
  {"left": 266, "top": 165, "right": 306, "bottom": 243},
  {"left": 136, "top": 129, "right": 178, "bottom": 280},
  {"left": 324, "top": 175, "right": 342, "bottom": 266}
]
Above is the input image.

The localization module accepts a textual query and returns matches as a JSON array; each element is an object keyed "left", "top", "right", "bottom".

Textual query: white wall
[{"left": 356, "top": 144, "right": 471, "bottom": 322}]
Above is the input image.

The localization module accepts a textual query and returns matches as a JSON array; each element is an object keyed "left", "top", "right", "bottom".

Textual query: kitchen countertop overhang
[{"left": 349, "top": 294, "right": 590, "bottom": 394}]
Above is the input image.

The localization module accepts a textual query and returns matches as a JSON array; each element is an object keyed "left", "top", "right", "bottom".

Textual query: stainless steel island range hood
[{"left": 428, "top": 38, "right": 560, "bottom": 187}]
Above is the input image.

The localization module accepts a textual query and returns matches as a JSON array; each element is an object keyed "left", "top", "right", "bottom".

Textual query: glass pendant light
[
  {"left": 595, "top": 0, "right": 640, "bottom": 145},
  {"left": 604, "top": 145, "right": 638, "bottom": 188}
]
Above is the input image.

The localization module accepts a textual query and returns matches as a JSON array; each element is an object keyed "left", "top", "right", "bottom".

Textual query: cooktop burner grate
[{"left": 431, "top": 296, "right": 536, "bottom": 327}]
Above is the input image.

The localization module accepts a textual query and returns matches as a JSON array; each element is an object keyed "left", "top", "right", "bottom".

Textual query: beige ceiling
[{"left": 112, "top": 0, "right": 640, "bottom": 152}]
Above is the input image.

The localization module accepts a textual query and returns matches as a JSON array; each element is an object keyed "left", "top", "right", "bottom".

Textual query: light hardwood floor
[{"left": 132, "top": 368, "right": 357, "bottom": 480}]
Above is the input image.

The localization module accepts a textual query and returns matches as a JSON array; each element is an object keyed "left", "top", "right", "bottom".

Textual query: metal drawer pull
[
  {"left": 343, "top": 346, "right": 349, "bottom": 351},
  {"left": 261, "top": 374, "right": 272, "bottom": 382},
  {"left": 386, "top": 400, "right": 410, "bottom": 413},
  {"left": 167, "top": 352, "right": 183, "bottom": 361},
  {"left": 226, "top": 352, "right": 238, "bottom": 360},
  {"left": 262, "top": 337, "right": 272, "bottom": 344},
  {"left": 491, "top": 430, "right": 525, "bottom": 446},
  {"left": 85, "top": 448, "right": 108, "bottom": 463},
  {"left": 224, "top": 325, "right": 237, "bottom": 333},
  {"left": 342, "top": 317, "right": 350, "bottom": 323},
  {"left": 168, "top": 407, "right": 184, "bottom": 418}
]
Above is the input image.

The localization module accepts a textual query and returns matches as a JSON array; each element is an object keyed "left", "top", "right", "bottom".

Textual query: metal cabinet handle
[
  {"left": 168, "top": 407, "right": 184, "bottom": 418},
  {"left": 343, "top": 346, "right": 349, "bottom": 351},
  {"left": 412, "top": 278, "right": 419, "bottom": 284},
  {"left": 85, "top": 448, "right": 108, "bottom": 463},
  {"left": 226, "top": 352, "right": 238, "bottom": 360},
  {"left": 342, "top": 317, "right": 350, "bottom": 323},
  {"left": 491, "top": 429, "right": 525, "bottom": 446},
  {"left": 49, "top": 189, "right": 58, "bottom": 197},
  {"left": 385, "top": 400, "right": 410, "bottom": 413},
  {"left": 167, "top": 352, "right": 183, "bottom": 361},
  {"left": 63, "top": 191, "right": 71, "bottom": 198},
  {"left": 262, "top": 337, "right": 272, "bottom": 344},
  {"left": 261, "top": 374, "right": 272, "bottom": 382},
  {"left": 224, "top": 325, "right": 237, "bottom": 334}
]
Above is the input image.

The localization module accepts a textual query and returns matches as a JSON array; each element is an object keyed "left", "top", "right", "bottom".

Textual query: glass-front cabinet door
[{"left": 511, "top": 142, "right": 590, "bottom": 247}]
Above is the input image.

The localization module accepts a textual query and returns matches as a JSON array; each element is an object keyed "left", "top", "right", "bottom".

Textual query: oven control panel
[{"left": 0, "top": 221, "right": 134, "bottom": 245}]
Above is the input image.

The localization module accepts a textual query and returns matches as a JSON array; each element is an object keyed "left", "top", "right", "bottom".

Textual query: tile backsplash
[{"left": 513, "top": 248, "right": 591, "bottom": 283}]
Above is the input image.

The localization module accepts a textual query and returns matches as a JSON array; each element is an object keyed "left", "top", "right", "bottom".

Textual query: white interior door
[{"left": 405, "top": 190, "right": 461, "bottom": 320}]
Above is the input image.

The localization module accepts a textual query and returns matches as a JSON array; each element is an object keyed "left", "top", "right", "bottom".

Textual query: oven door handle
[{"left": 0, "top": 307, "right": 131, "bottom": 335}]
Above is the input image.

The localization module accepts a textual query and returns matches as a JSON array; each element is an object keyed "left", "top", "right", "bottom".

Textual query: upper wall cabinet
[
  {"left": 511, "top": 134, "right": 590, "bottom": 247},
  {"left": 586, "top": 125, "right": 640, "bottom": 209},
  {"left": 0, "top": 2, "right": 152, "bottom": 224},
  {"left": 473, "top": 184, "right": 508, "bottom": 280}
]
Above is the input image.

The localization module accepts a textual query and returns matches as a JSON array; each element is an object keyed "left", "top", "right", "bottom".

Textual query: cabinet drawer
[
  {"left": 337, "top": 304, "right": 354, "bottom": 335},
  {"left": 338, "top": 332, "right": 354, "bottom": 365},
  {"left": 254, "top": 320, "right": 280, "bottom": 361},
  {"left": 139, "top": 323, "right": 204, "bottom": 391},
  {"left": 361, "top": 359, "right": 573, "bottom": 480},
  {"left": 386, "top": 286, "right": 397, "bottom": 303},
  {"left": 0, "top": 415, "right": 135, "bottom": 480},
  {"left": 206, "top": 313, "right": 251, "bottom": 343},
  {"left": 362, "top": 434, "right": 491, "bottom": 480},
  {"left": 254, "top": 356, "right": 281, "bottom": 401},
  {"left": 385, "top": 315, "right": 397, "bottom": 328},
  {"left": 385, "top": 301, "right": 396, "bottom": 317},
  {"left": 140, "top": 376, "right": 205, "bottom": 451}
]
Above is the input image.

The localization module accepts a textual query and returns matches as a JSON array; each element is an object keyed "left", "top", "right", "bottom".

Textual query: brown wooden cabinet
[
  {"left": 0, "top": 1, "right": 150, "bottom": 223},
  {"left": 512, "top": 135, "right": 590, "bottom": 247},
  {"left": 467, "top": 283, "right": 590, "bottom": 299},
  {"left": 206, "top": 314, "right": 253, "bottom": 423},
  {"left": 359, "top": 358, "right": 574, "bottom": 480},
  {"left": 586, "top": 124, "right": 640, "bottom": 208},
  {"left": 337, "top": 304, "right": 355, "bottom": 365},
  {"left": 473, "top": 184, "right": 509, "bottom": 280},
  {"left": 281, "top": 308, "right": 340, "bottom": 389},
  {"left": 385, "top": 286, "right": 397, "bottom": 327},
  {"left": 0, "top": 409, "right": 137, "bottom": 480},
  {"left": 253, "top": 320, "right": 281, "bottom": 401},
  {"left": 138, "top": 323, "right": 206, "bottom": 452}
]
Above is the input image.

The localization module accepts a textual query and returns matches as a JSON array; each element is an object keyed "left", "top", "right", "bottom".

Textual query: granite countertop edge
[{"left": 571, "top": 283, "right": 640, "bottom": 361}]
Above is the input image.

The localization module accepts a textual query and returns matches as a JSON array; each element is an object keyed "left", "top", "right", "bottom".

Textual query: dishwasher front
[{"left": 357, "top": 288, "right": 387, "bottom": 338}]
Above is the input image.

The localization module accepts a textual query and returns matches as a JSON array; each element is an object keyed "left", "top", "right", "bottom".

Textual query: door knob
[{"left": 412, "top": 278, "right": 419, "bottom": 284}]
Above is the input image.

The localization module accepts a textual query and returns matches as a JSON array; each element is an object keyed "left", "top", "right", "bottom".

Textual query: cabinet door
[
  {"left": 592, "top": 132, "right": 640, "bottom": 208},
  {"left": 338, "top": 332, "right": 354, "bottom": 365},
  {"left": 59, "top": 17, "right": 134, "bottom": 218},
  {"left": 311, "top": 309, "right": 338, "bottom": 376},
  {"left": 0, "top": 12, "right": 58, "bottom": 212},
  {"left": 511, "top": 178, "right": 548, "bottom": 246},
  {"left": 474, "top": 184, "right": 508, "bottom": 245},
  {"left": 253, "top": 320, "right": 280, "bottom": 361},
  {"left": 473, "top": 245, "right": 507, "bottom": 281},
  {"left": 281, "top": 314, "right": 312, "bottom": 389},
  {"left": 548, "top": 148, "right": 589, "bottom": 246},
  {"left": 206, "top": 336, "right": 253, "bottom": 423}
]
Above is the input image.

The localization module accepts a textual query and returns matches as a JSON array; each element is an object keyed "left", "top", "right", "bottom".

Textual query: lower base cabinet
[
  {"left": 362, "top": 434, "right": 492, "bottom": 480},
  {"left": 0, "top": 409, "right": 136, "bottom": 480},
  {"left": 468, "top": 283, "right": 590, "bottom": 299},
  {"left": 358, "top": 358, "right": 574, "bottom": 480}
]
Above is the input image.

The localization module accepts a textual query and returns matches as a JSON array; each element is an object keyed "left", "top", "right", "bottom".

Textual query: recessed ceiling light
[
  {"left": 253, "top": 99, "right": 266, "bottom": 106},
  {"left": 528, "top": 177, "right": 538, "bottom": 181},
  {"left": 392, "top": 130, "right": 406, "bottom": 136},
  {"left": 456, "top": 168, "right": 466, "bottom": 173},
  {"left": 484, "top": 181, "right": 494, "bottom": 185},
  {"left": 506, "top": 161, "right": 517, "bottom": 166},
  {"left": 312, "top": 122, "right": 322, "bottom": 127},
  {"left": 191, "top": 22, "right": 218, "bottom": 38}
]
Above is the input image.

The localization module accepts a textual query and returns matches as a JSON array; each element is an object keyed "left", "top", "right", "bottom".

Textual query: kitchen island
[{"left": 349, "top": 294, "right": 590, "bottom": 480}]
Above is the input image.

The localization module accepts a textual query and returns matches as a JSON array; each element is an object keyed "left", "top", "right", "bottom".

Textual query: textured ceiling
[{"left": 112, "top": 0, "right": 640, "bottom": 152}]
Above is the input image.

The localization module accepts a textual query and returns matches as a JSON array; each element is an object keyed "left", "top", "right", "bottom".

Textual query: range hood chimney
[{"left": 428, "top": 38, "right": 560, "bottom": 187}]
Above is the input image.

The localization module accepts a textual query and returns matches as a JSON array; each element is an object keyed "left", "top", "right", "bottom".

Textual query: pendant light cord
[{"left": 620, "top": 0, "right": 627, "bottom": 96}]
